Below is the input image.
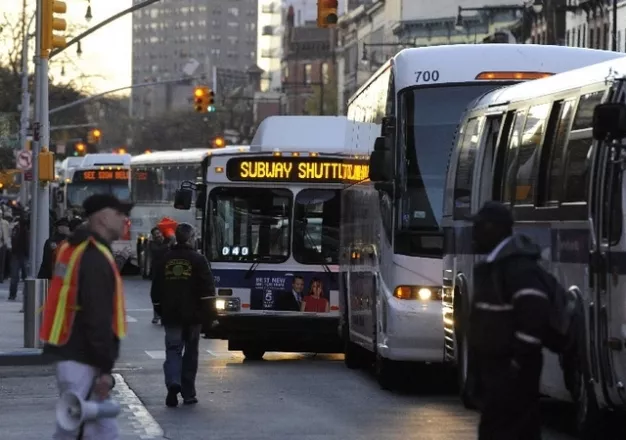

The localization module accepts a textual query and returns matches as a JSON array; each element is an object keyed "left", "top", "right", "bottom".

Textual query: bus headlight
[
  {"left": 393, "top": 286, "right": 442, "bottom": 301},
  {"left": 214, "top": 297, "right": 240, "bottom": 311}
]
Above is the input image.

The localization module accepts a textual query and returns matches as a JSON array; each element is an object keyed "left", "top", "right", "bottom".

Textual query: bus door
[{"left": 589, "top": 80, "right": 626, "bottom": 408}]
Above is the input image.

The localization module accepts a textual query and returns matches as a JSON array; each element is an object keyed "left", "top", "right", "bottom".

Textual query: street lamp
[
  {"left": 76, "top": 40, "right": 82, "bottom": 56},
  {"left": 85, "top": 2, "right": 93, "bottom": 22}
]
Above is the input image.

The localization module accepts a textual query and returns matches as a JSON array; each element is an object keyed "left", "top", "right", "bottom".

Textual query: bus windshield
[
  {"left": 67, "top": 182, "right": 131, "bottom": 208},
  {"left": 400, "top": 84, "right": 502, "bottom": 231},
  {"left": 208, "top": 187, "right": 291, "bottom": 263},
  {"left": 293, "top": 189, "right": 340, "bottom": 265}
]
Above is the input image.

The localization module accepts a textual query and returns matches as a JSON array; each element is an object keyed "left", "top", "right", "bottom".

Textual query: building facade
[{"left": 131, "top": 0, "right": 259, "bottom": 118}]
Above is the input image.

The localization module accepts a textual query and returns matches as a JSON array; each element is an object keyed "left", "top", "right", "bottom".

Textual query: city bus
[
  {"left": 443, "top": 56, "right": 626, "bottom": 434},
  {"left": 174, "top": 116, "right": 368, "bottom": 360},
  {"left": 52, "top": 153, "right": 132, "bottom": 263},
  {"left": 342, "top": 44, "right": 625, "bottom": 389},
  {"left": 130, "top": 147, "right": 248, "bottom": 275}
]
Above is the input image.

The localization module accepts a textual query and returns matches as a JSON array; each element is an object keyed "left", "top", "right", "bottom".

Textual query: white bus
[
  {"left": 174, "top": 116, "right": 368, "bottom": 360},
  {"left": 443, "top": 56, "right": 626, "bottom": 434},
  {"left": 130, "top": 147, "right": 248, "bottom": 275},
  {"left": 342, "top": 44, "right": 625, "bottom": 389}
]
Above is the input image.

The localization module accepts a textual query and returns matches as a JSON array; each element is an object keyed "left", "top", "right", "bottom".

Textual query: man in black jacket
[
  {"left": 149, "top": 226, "right": 172, "bottom": 324},
  {"left": 468, "top": 201, "right": 551, "bottom": 440},
  {"left": 43, "top": 194, "right": 132, "bottom": 439},
  {"left": 151, "top": 223, "right": 215, "bottom": 407},
  {"left": 37, "top": 217, "right": 70, "bottom": 280}
]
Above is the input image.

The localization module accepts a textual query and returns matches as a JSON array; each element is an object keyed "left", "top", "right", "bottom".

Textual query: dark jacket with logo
[
  {"left": 150, "top": 244, "right": 216, "bottom": 326},
  {"left": 468, "top": 234, "right": 551, "bottom": 364},
  {"left": 37, "top": 232, "right": 68, "bottom": 280},
  {"left": 43, "top": 228, "right": 120, "bottom": 373}
]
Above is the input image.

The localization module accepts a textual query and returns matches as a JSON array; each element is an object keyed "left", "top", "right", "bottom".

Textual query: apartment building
[{"left": 131, "top": 0, "right": 259, "bottom": 118}]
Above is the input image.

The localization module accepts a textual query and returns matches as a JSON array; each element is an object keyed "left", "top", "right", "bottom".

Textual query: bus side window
[
  {"left": 452, "top": 117, "right": 480, "bottom": 219},
  {"left": 492, "top": 111, "right": 515, "bottom": 201},
  {"left": 513, "top": 103, "right": 550, "bottom": 205},
  {"left": 562, "top": 91, "right": 603, "bottom": 203},
  {"left": 501, "top": 110, "right": 527, "bottom": 205}
]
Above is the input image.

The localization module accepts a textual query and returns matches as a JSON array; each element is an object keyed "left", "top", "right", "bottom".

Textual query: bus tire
[
  {"left": 455, "top": 294, "right": 480, "bottom": 410},
  {"left": 575, "top": 375, "right": 601, "bottom": 439},
  {"left": 242, "top": 349, "right": 265, "bottom": 361},
  {"left": 343, "top": 328, "right": 364, "bottom": 370},
  {"left": 374, "top": 351, "right": 396, "bottom": 391}
]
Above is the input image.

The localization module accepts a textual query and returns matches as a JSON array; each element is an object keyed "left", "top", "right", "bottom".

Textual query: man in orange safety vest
[{"left": 40, "top": 194, "right": 132, "bottom": 440}]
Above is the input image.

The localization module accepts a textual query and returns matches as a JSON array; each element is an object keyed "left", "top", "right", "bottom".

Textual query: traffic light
[
  {"left": 41, "top": 0, "right": 67, "bottom": 56},
  {"left": 114, "top": 148, "right": 127, "bottom": 155},
  {"left": 38, "top": 149, "right": 56, "bottom": 182},
  {"left": 208, "top": 89, "right": 215, "bottom": 112},
  {"left": 317, "top": 0, "right": 338, "bottom": 28},
  {"left": 74, "top": 142, "right": 86, "bottom": 156},
  {"left": 213, "top": 137, "right": 225, "bottom": 148},
  {"left": 87, "top": 128, "right": 101, "bottom": 144},
  {"left": 193, "top": 86, "right": 209, "bottom": 113}
]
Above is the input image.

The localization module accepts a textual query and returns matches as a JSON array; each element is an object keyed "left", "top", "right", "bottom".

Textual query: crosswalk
[{"left": 143, "top": 349, "right": 244, "bottom": 361}]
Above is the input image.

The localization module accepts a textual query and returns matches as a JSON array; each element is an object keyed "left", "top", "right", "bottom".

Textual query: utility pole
[
  {"left": 613, "top": 0, "right": 618, "bottom": 52},
  {"left": 19, "top": 13, "right": 36, "bottom": 207}
]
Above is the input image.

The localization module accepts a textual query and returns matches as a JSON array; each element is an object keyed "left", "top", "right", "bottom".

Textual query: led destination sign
[
  {"left": 73, "top": 170, "right": 129, "bottom": 182},
  {"left": 226, "top": 157, "right": 369, "bottom": 183}
]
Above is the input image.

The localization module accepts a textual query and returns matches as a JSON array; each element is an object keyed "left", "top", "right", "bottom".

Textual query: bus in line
[
  {"left": 443, "top": 56, "right": 626, "bottom": 435},
  {"left": 130, "top": 147, "right": 248, "bottom": 275},
  {"left": 342, "top": 44, "right": 625, "bottom": 389},
  {"left": 174, "top": 116, "right": 368, "bottom": 360}
]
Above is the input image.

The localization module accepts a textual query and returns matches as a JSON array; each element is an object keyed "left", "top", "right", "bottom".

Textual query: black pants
[{"left": 478, "top": 354, "right": 543, "bottom": 440}]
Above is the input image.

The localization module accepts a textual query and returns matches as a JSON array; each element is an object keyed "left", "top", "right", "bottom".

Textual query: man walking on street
[
  {"left": 8, "top": 214, "right": 29, "bottom": 301},
  {"left": 37, "top": 218, "right": 70, "bottom": 280},
  {"left": 468, "top": 201, "right": 551, "bottom": 440},
  {"left": 149, "top": 226, "right": 173, "bottom": 324},
  {"left": 151, "top": 223, "right": 215, "bottom": 407},
  {"left": 40, "top": 194, "right": 131, "bottom": 439}
]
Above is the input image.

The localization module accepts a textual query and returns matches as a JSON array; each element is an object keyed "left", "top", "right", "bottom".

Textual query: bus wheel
[
  {"left": 575, "top": 368, "right": 601, "bottom": 439},
  {"left": 343, "top": 333, "right": 364, "bottom": 369},
  {"left": 374, "top": 350, "right": 396, "bottom": 390},
  {"left": 242, "top": 349, "right": 265, "bottom": 361},
  {"left": 457, "top": 329, "right": 479, "bottom": 409}
]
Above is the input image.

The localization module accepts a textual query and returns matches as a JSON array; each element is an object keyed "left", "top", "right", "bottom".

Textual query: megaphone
[{"left": 56, "top": 391, "right": 121, "bottom": 432}]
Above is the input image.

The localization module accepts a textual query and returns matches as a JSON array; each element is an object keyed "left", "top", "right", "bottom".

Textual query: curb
[{"left": 0, "top": 349, "right": 54, "bottom": 366}]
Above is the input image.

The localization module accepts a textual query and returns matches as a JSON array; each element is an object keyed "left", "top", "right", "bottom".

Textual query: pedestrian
[
  {"left": 149, "top": 226, "right": 173, "bottom": 324},
  {"left": 0, "top": 210, "right": 11, "bottom": 283},
  {"left": 468, "top": 201, "right": 551, "bottom": 440},
  {"left": 37, "top": 218, "right": 71, "bottom": 280},
  {"left": 40, "top": 193, "right": 132, "bottom": 439},
  {"left": 8, "top": 214, "right": 29, "bottom": 301},
  {"left": 150, "top": 222, "right": 215, "bottom": 407}
]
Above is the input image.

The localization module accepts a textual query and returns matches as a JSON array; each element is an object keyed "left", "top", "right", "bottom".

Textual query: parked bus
[
  {"left": 343, "top": 44, "right": 625, "bottom": 389},
  {"left": 443, "top": 56, "right": 626, "bottom": 434},
  {"left": 130, "top": 147, "right": 248, "bottom": 275},
  {"left": 174, "top": 116, "right": 368, "bottom": 360}
]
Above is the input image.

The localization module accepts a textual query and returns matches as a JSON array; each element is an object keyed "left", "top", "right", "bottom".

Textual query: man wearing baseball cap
[
  {"left": 41, "top": 194, "right": 132, "bottom": 439},
  {"left": 467, "top": 201, "right": 551, "bottom": 440}
]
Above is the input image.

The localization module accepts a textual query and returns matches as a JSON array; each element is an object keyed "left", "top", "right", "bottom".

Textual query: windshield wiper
[
  {"left": 243, "top": 221, "right": 288, "bottom": 279},
  {"left": 299, "top": 219, "right": 333, "bottom": 275},
  {"left": 244, "top": 262, "right": 260, "bottom": 279}
]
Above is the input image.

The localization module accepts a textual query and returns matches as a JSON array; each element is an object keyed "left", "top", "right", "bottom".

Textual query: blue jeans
[
  {"left": 9, "top": 255, "right": 27, "bottom": 299},
  {"left": 163, "top": 325, "right": 201, "bottom": 399}
]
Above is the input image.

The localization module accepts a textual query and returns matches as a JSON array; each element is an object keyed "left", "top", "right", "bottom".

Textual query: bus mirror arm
[{"left": 592, "top": 103, "right": 626, "bottom": 142}]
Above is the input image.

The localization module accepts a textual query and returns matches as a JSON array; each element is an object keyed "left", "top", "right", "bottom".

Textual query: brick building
[{"left": 281, "top": 6, "right": 337, "bottom": 116}]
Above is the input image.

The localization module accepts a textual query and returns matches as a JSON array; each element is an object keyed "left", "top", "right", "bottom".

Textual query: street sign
[
  {"left": 56, "top": 143, "right": 66, "bottom": 154},
  {"left": 24, "top": 170, "right": 33, "bottom": 181},
  {"left": 16, "top": 149, "right": 32, "bottom": 170}
]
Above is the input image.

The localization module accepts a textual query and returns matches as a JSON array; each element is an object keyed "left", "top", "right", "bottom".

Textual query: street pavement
[{"left": 1, "top": 277, "right": 623, "bottom": 439}]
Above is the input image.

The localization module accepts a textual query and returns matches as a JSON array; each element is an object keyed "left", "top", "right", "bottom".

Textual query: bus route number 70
[{"left": 415, "top": 70, "right": 440, "bottom": 83}]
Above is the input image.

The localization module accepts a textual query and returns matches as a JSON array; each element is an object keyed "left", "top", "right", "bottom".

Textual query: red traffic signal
[{"left": 317, "top": 0, "right": 338, "bottom": 28}]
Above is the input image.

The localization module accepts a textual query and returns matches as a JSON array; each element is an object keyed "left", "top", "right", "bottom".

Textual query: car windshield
[
  {"left": 66, "top": 183, "right": 130, "bottom": 209},
  {"left": 208, "top": 187, "right": 291, "bottom": 263},
  {"left": 292, "top": 189, "right": 340, "bottom": 265}
]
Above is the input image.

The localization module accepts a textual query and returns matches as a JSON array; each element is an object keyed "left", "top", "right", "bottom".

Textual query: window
[
  {"left": 304, "top": 64, "right": 312, "bottom": 84},
  {"left": 322, "top": 63, "right": 329, "bottom": 85},
  {"left": 453, "top": 118, "right": 480, "bottom": 211},
  {"left": 68, "top": 182, "right": 130, "bottom": 209},
  {"left": 563, "top": 135, "right": 593, "bottom": 202},
  {"left": 514, "top": 103, "right": 550, "bottom": 204},
  {"left": 228, "top": 7, "right": 239, "bottom": 16},
  {"left": 572, "top": 91, "right": 603, "bottom": 130},
  {"left": 131, "top": 165, "right": 196, "bottom": 204},
  {"left": 502, "top": 110, "right": 526, "bottom": 203},
  {"left": 293, "top": 189, "right": 340, "bottom": 265},
  {"left": 546, "top": 99, "right": 575, "bottom": 203},
  {"left": 208, "top": 187, "right": 291, "bottom": 262}
]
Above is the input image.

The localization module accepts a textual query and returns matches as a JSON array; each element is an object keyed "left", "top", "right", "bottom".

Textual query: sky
[{"left": 3, "top": 0, "right": 132, "bottom": 95}]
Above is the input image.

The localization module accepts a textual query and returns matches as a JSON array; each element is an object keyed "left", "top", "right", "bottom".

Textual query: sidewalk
[{"left": 0, "top": 366, "right": 164, "bottom": 440}]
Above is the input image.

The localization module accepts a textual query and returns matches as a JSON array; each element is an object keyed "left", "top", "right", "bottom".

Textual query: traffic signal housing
[
  {"left": 213, "top": 136, "right": 225, "bottom": 148},
  {"left": 74, "top": 142, "right": 86, "bottom": 156},
  {"left": 194, "top": 86, "right": 209, "bottom": 113},
  {"left": 38, "top": 149, "right": 56, "bottom": 182},
  {"left": 87, "top": 128, "right": 101, "bottom": 144},
  {"left": 41, "top": 0, "right": 67, "bottom": 56},
  {"left": 317, "top": 0, "right": 338, "bottom": 28},
  {"left": 208, "top": 89, "right": 215, "bottom": 112}
]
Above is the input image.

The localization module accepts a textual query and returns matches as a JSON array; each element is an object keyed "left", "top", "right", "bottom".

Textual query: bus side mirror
[
  {"left": 369, "top": 137, "right": 393, "bottom": 183},
  {"left": 195, "top": 184, "right": 207, "bottom": 210},
  {"left": 174, "top": 188, "right": 193, "bottom": 210},
  {"left": 592, "top": 103, "right": 626, "bottom": 141},
  {"left": 382, "top": 116, "right": 396, "bottom": 137}
]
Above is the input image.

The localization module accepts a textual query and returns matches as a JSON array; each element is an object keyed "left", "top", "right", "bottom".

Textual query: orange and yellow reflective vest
[{"left": 40, "top": 237, "right": 127, "bottom": 346}]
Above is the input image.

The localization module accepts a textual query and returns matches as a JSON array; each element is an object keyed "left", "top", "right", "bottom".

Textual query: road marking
[
  {"left": 145, "top": 350, "right": 166, "bottom": 359},
  {"left": 126, "top": 308, "right": 153, "bottom": 312},
  {"left": 126, "top": 315, "right": 138, "bottom": 323},
  {"left": 112, "top": 373, "right": 164, "bottom": 439}
]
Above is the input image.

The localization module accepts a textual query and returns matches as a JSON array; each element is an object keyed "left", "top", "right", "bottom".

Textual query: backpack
[{"left": 535, "top": 268, "right": 583, "bottom": 354}]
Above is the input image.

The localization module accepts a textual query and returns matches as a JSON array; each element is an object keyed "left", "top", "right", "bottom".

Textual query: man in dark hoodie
[
  {"left": 7, "top": 213, "right": 29, "bottom": 300},
  {"left": 151, "top": 223, "right": 215, "bottom": 407},
  {"left": 37, "top": 217, "right": 71, "bottom": 280},
  {"left": 468, "top": 201, "right": 551, "bottom": 440},
  {"left": 149, "top": 226, "right": 173, "bottom": 324},
  {"left": 40, "top": 194, "right": 132, "bottom": 439}
]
